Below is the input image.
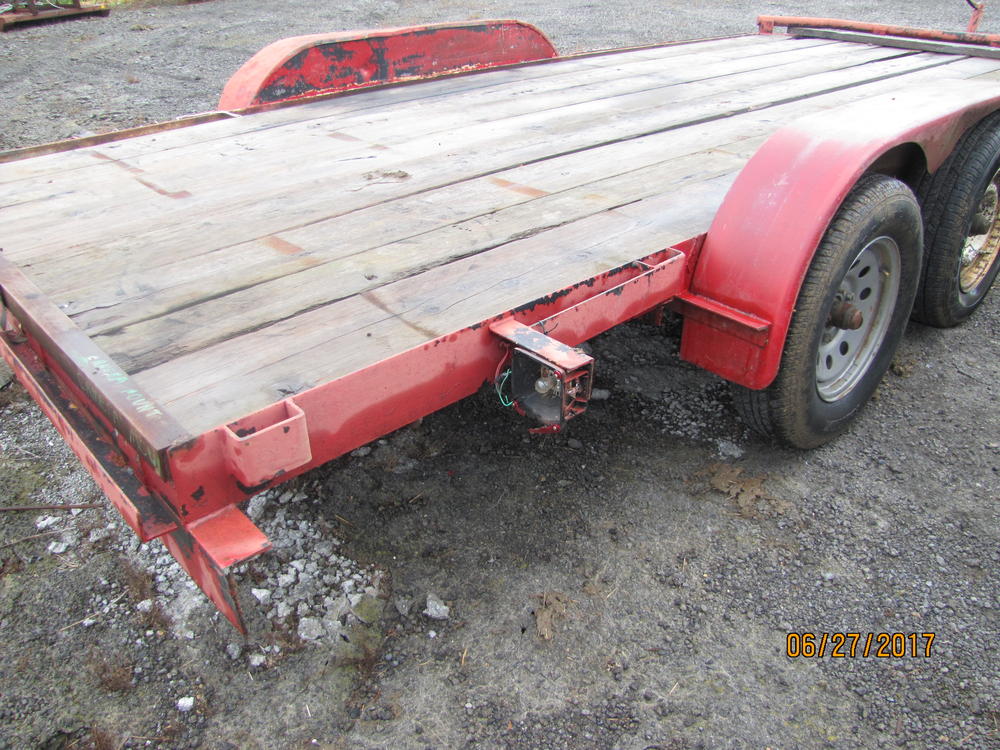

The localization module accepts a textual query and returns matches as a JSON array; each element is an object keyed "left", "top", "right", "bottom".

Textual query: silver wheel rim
[
  {"left": 816, "top": 236, "right": 901, "bottom": 402},
  {"left": 960, "top": 165, "right": 1000, "bottom": 300}
]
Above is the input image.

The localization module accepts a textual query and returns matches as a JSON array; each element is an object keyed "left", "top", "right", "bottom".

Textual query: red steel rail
[{"left": 757, "top": 15, "right": 1000, "bottom": 47}]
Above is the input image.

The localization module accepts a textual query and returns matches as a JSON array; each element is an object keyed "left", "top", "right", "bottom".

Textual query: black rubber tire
[
  {"left": 914, "top": 110, "right": 1000, "bottom": 327},
  {"left": 731, "top": 174, "right": 922, "bottom": 449}
]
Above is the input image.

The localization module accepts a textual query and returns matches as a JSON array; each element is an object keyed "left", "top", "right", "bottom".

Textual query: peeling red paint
[{"left": 219, "top": 20, "right": 557, "bottom": 110}]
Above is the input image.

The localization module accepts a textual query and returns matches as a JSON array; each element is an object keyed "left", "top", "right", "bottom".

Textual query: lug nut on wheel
[{"left": 829, "top": 300, "right": 864, "bottom": 330}]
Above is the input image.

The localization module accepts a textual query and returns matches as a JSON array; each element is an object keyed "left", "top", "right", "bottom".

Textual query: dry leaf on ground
[{"left": 533, "top": 591, "right": 573, "bottom": 640}]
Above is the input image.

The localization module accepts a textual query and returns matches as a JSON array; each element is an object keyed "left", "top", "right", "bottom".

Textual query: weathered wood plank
[
  {"left": 64, "top": 52, "right": 955, "bottom": 344},
  {"left": 91, "top": 148, "right": 751, "bottom": 371},
  {"left": 2, "top": 38, "right": 896, "bottom": 255},
  {"left": 0, "top": 34, "right": 810, "bottom": 186},
  {"left": 11, "top": 45, "right": 937, "bottom": 292},
  {"left": 129, "top": 51, "right": 1000, "bottom": 434},
  {"left": 136, "top": 174, "right": 737, "bottom": 433},
  {"left": 68, "top": 133, "right": 765, "bottom": 335}
]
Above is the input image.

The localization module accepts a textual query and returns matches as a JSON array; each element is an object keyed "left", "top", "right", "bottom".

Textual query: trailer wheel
[
  {"left": 915, "top": 111, "right": 1000, "bottom": 327},
  {"left": 731, "top": 174, "right": 922, "bottom": 448}
]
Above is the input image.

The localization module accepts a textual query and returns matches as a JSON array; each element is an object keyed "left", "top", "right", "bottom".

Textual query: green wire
[{"left": 496, "top": 369, "right": 514, "bottom": 407}]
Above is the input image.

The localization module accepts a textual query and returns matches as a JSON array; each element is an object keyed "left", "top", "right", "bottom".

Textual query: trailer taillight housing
[{"left": 509, "top": 347, "right": 593, "bottom": 427}]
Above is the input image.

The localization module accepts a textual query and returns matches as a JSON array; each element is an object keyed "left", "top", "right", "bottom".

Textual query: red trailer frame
[{"left": 3, "top": 16, "right": 1000, "bottom": 631}]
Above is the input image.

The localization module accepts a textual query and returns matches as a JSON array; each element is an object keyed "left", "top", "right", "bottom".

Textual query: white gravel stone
[
  {"left": 35, "top": 515, "right": 60, "bottom": 530},
  {"left": 248, "top": 653, "right": 267, "bottom": 668},
  {"left": 136, "top": 599, "right": 154, "bottom": 613},
  {"left": 276, "top": 570, "right": 297, "bottom": 588},
  {"left": 423, "top": 593, "right": 450, "bottom": 620},
  {"left": 298, "top": 617, "right": 325, "bottom": 641},
  {"left": 325, "top": 596, "right": 350, "bottom": 621},
  {"left": 716, "top": 439, "right": 744, "bottom": 459},
  {"left": 246, "top": 494, "right": 268, "bottom": 521},
  {"left": 87, "top": 527, "right": 111, "bottom": 543},
  {"left": 176, "top": 696, "right": 195, "bottom": 712},
  {"left": 251, "top": 588, "right": 272, "bottom": 605},
  {"left": 46, "top": 541, "right": 69, "bottom": 555},
  {"left": 322, "top": 617, "right": 344, "bottom": 638},
  {"left": 226, "top": 643, "right": 242, "bottom": 660}
]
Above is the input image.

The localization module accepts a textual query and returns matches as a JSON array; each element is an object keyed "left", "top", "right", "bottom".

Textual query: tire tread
[
  {"left": 914, "top": 110, "right": 1000, "bottom": 327},
  {"left": 732, "top": 175, "right": 921, "bottom": 448}
]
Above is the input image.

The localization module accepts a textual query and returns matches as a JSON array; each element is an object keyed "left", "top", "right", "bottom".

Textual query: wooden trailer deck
[{"left": 5, "top": 32, "right": 1000, "bottom": 439}]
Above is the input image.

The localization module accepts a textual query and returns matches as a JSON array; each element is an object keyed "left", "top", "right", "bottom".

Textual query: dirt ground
[{"left": 1, "top": 1, "right": 999, "bottom": 748}]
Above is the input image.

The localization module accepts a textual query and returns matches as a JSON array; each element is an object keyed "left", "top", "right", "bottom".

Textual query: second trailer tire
[
  {"left": 914, "top": 111, "right": 1000, "bottom": 327},
  {"left": 732, "top": 174, "right": 922, "bottom": 449}
]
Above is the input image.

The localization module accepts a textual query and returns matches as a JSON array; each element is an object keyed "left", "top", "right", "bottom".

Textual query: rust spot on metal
[
  {"left": 264, "top": 235, "right": 305, "bottom": 255},
  {"left": 513, "top": 287, "right": 573, "bottom": 315},
  {"left": 489, "top": 177, "right": 549, "bottom": 198},
  {"left": 829, "top": 301, "right": 864, "bottom": 330},
  {"left": 218, "top": 21, "right": 557, "bottom": 110},
  {"left": 235, "top": 478, "right": 272, "bottom": 495}
]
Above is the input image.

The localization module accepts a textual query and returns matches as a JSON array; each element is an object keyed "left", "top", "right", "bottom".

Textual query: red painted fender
[
  {"left": 218, "top": 20, "right": 557, "bottom": 110},
  {"left": 681, "top": 79, "right": 1000, "bottom": 389}
]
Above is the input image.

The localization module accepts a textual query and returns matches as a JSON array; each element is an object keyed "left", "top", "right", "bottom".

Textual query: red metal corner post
[
  {"left": 219, "top": 19, "right": 557, "bottom": 110},
  {"left": 967, "top": 1, "right": 986, "bottom": 33},
  {"left": 681, "top": 80, "right": 1000, "bottom": 390}
]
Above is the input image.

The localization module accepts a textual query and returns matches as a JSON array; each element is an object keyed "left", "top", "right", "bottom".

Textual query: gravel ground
[{"left": 1, "top": 1, "right": 999, "bottom": 749}]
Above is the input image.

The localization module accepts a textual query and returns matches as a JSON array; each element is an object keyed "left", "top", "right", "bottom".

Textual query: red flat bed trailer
[{"left": 3, "top": 16, "right": 1000, "bottom": 631}]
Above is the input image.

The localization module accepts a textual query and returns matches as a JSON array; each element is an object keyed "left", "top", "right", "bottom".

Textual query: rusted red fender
[
  {"left": 681, "top": 79, "right": 1000, "bottom": 389},
  {"left": 218, "top": 20, "right": 557, "bottom": 110}
]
